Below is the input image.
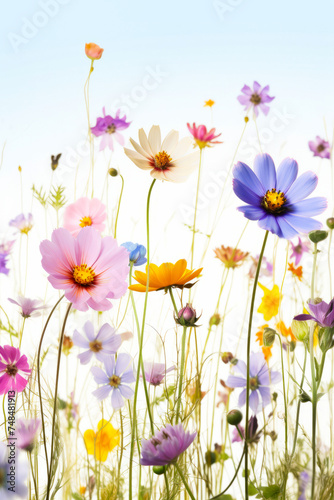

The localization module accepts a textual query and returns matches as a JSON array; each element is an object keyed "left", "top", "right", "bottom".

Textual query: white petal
[
  {"left": 138, "top": 128, "right": 153, "bottom": 155},
  {"left": 172, "top": 137, "right": 193, "bottom": 159},
  {"left": 148, "top": 125, "right": 161, "bottom": 155},
  {"left": 161, "top": 130, "right": 179, "bottom": 154},
  {"left": 124, "top": 148, "right": 152, "bottom": 170},
  {"left": 129, "top": 138, "right": 151, "bottom": 159}
]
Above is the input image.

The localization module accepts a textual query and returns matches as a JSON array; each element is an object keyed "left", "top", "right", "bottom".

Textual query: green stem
[
  {"left": 210, "top": 445, "right": 246, "bottom": 499},
  {"left": 114, "top": 174, "right": 124, "bottom": 239},
  {"left": 276, "top": 334, "right": 288, "bottom": 497},
  {"left": 169, "top": 287, "right": 179, "bottom": 315},
  {"left": 310, "top": 242, "right": 318, "bottom": 498},
  {"left": 291, "top": 342, "right": 307, "bottom": 457},
  {"left": 175, "top": 326, "right": 187, "bottom": 424},
  {"left": 46, "top": 302, "right": 72, "bottom": 500},
  {"left": 245, "top": 230, "right": 269, "bottom": 500},
  {"left": 190, "top": 148, "right": 203, "bottom": 270},
  {"left": 174, "top": 462, "right": 196, "bottom": 500},
  {"left": 163, "top": 471, "right": 170, "bottom": 498}
]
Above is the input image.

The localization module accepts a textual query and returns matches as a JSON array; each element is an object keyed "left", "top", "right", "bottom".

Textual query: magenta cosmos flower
[
  {"left": 290, "top": 237, "right": 310, "bottom": 266},
  {"left": 124, "top": 125, "right": 199, "bottom": 182},
  {"left": 63, "top": 197, "right": 106, "bottom": 237},
  {"left": 308, "top": 136, "right": 331, "bottom": 159},
  {"left": 91, "top": 108, "right": 131, "bottom": 151},
  {"left": 73, "top": 320, "right": 122, "bottom": 364},
  {"left": 0, "top": 346, "right": 31, "bottom": 394},
  {"left": 187, "top": 123, "right": 222, "bottom": 149},
  {"left": 140, "top": 423, "right": 197, "bottom": 466},
  {"left": 40, "top": 227, "right": 129, "bottom": 312},
  {"left": 8, "top": 295, "right": 49, "bottom": 318},
  {"left": 237, "top": 81, "right": 275, "bottom": 117},
  {"left": 143, "top": 361, "right": 175, "bottom": 386},
  {"left": 15, "top": 418, "right": 41, "bottom": 452}
]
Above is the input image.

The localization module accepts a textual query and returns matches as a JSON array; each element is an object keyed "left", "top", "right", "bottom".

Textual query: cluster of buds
[{"left": 175, "top": 303, "right": 201, "bottom": 327}]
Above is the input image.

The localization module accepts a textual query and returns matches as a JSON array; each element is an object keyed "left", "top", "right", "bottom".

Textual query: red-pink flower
[
  {"left": 63, "top": 197, "right": 107, "bottom": 237},
  {"left": 40, "top": 227, "right": 129, "bottom": 312},
  {"left": 85, "top": 43, "right": 104, "bottom": 60},
  {"left": 0, "top": 346, "right": 31, "bottom": 395},
  {"left": 187, "top": 123, "right": 222, "bottom": 149}
]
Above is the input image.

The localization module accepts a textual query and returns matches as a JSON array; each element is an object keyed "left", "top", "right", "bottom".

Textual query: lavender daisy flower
[
  {"left": 294, "top": 299, "right": 334, "bottom": 328},
  {"left": 226, "top": 352, "right": 281, "bottom": 414},
  {"left": 237, "top": 81, "right": 275, "bottom": 117},
  {"left": 73, "top": 321, "right": 122, "bottom": 365},
  {"left": 232, "top": 153, "right": 327, "bottom": 240},
  {"left": 91, "top": 107, "right": 131, "bottom": 151},
  {"left": 15, "top": 418, "right": 41, "bottom": 452},
  {"left": 121, "top": 242, "right": 147, "bottom": 266},
  {"left": 140, "top": 423, "right": 197, "bottom": 466},
  {"left": 8, "top": 296, "right": 49, "bottom": 318},
  {"left": 9, "top": 213, "right": 33, "bottom": 234},
  {"left": 298, "top": 470, "right": 310, "bottom": 500},
  {"left": 0, "top": 442, "right": 28, "bottom": 498},
  {"left": 91, "top": 353, "right": 135, "bottom": 410},
  {"left": 290, "top": 237, "right": 310, "bottom": 266},
  {"left": 308, "top": 136, "right": 331, "bottom": 159},
  {"left": 143, "top": 361, "right": 175, "bottom": 386}
]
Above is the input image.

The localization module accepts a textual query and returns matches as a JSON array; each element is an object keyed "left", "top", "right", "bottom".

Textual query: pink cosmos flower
[
  {"left": 9, "top": 213, "right": 33, "bottom": 234},
  {"left": 290, "top": 237, "right": 310, "bottom": 266},
  {"left": 63, "top": 197, "right": 107, "bottom": 237},
  {"left": 15, "top": 418, "right": 41, "bottom": 452},
  {"left": 0, "top": 346, "right": 31, "bottom": 394},
  {"left": 8, "top": 295, "right": 49, "bottom": 318},
  {"left": 237, "top": 81, "right": 275, "bottom": 117},
  {"left": 40, "top": 227, "right": 129, "bottom": 312},
  {"left": 143, "top": 361, "right": 175, "bottom": 386},
  {"left": 187, "top": 123, "right": 222, "bottom": 149},
  {"left": 308, "top": 136, "right": 331, "bottom": 159}
]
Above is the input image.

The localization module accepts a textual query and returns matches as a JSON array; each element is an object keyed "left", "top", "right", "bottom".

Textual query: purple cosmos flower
[
  {"left": 121, "top": 242, "right": 147, "bottom": 266},
  {"left": 226, "top": 352, "right": 281, "bottom": 414},
  {"left": 15, "top": 418, "right": 41, "bottom": 452},
  {"left": 73, "top": 321, "right": 122, "bottom": 365},
  {"left": 290, "top": 237, "right": 310, "bottom": 266},
  {"left": 8, "top": 296, "right": 49, "bottom": 319},
  {"left": 248, "top": 255, "right": 273, "bottom": 279},
  {"left": 298, "top": 471, "right": 310, "bottom": 500},
  {"left": 91, "top": 353, "right": 135, "bottom": 410},
  {"left": 308, "top": 136, "right": 331, "bottom": 159},
  {"left": 232, "top": 153, "right": 327, "bottom": 240},
  {"left": 0, "top": 253, "right": 10, "bottom": 275},
  {"left": 143, "top": 361, "right": 175, "bottom": 386},
  {"left": 294, "top": 299, "right": 334, "bottom": 328},
  {"left": 237, "top": 81, "right": 275, "bottom": 117},
  {"left": 9, "top": 213, "right": 33, "bottom": 234},
  {"left": 0, "top": 442, "right": 28, "bottom": 498},
  {"left": 91, "top": 107, "right": 131, "bottom": 151},
  {"left": 140, "top": 423, "right": 197, "bottom": 466}
]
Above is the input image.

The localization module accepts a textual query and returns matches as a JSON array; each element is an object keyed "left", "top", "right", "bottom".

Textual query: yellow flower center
[
  {"left": 73, "top": 264, "right": 95, "bottom": 285},
  {"left": 109, "top": 375, "right": 121, "bottom": 388},
  {"left": 79, "top": 216, "right": 92, "bottom": 228},
  {"left": 250, "top": 93, "right": 261, "bottom": 105},
  {"left": 5, "top": 364, "right": 18, "bottom": 377},
  {"left": 250, "top": 376, "right": 259, "bottom": 391},
  {"left": 89, "top": 340, "right": 103, "bottom": 352},
  {"left": 154, "top": 151, "right": 172, "bottom": 170},
  {"left": 107, "top": 124, "right": 116, "bottom": 134},
  {"left": 262, "top": 189, "right": 286, "bottom": 213}
]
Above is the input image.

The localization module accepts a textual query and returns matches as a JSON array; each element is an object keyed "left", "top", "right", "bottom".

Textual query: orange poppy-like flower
[
  {"left": 128, "top": 259, "right": 202, "bottom": 292},
  {"left": 85, "top": 43, "right": 104, "bottom": 60},
  {"left": 255, "top": 324, "right": 273, "bottom": 363},
  {"left": 204, "top": 99, "right": 215, "bottom": 107},
  {"left": 214, "top": 245, "right": 249, "bottom": 269},
  {"left": 276, "top": 320, "right": 296, "bottom": 342},
  {"left": 83, "top": 419, "right": 120, "bottom": 462},
  {"left": 288, "top": 262, "right": 303, "bottom": 281}
]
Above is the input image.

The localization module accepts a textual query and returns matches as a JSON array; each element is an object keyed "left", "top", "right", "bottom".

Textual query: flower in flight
[
  {"left": 84, "top": 419, "right": 120, "bottom": 462},
  {"left": 214, "top": 245, "right": 249, "bottom": 269},
  {"left": 237, "top": 81, "right": 275, "bottom": 117},
  {"left": 232, "top": 154, "right": 327, "bottom": 239},
  {"left": 40, "top": 227, "right": 129, "bottom": 312},
  {"left": 143, "top": 361, "right": 175, "bottom": 386},
  {"left": 8, "top": 296, "right": 49, "bottom": 319},
  {"left": 63, "top": 197, "right": 107, "bottom": 237},
  {"left": 226, "top": 352, "right": 281, "bottom": 414},
  {"left": 73, "top": 321, "right": 122, "bottom": 365},
  {"left": 140, "top": 423, "right": 197, "bottom": 466},
  {"left": 121, "top": 242, "right": 147, "bottom": 266},
  {"left": 85, "top": 42, "right": 104, "bottom": 60},
  {"left": 0, "top": 346, "right": 31, "bottom": 395},
  {"left": 91, "top": 353, "right": 135, "bottom": 410},
  {"left": 257, "top": 283, "right": 281, "bottom": 321},
  {"left": 91, "top": 108, "right": 131, "bottom": 151},
  {"left": 290, "top": 237, "right": 310, "bottom": 266},
  {"left": 9, "top": 213, "right": 33, "bottom": 235},
  {"left": 128, "top": 259, "right": 202, "bottom": 292},
  {"left": 308, "top": 136, "right": 331, "bottom": 159},
  {"left": 124, "top": 125, "right": 199, "bottom": 182},
  {"left": 187, "top": 123, "right": 222, "bottom": 149}
]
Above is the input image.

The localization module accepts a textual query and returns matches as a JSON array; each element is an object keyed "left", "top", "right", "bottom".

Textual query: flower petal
[{"left": 253, "top": 154, "right": 277, "bottom": 191}]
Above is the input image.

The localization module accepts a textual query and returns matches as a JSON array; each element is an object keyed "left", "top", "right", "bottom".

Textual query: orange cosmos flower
[
  {"left": 128, "top": 259, "right": 202, "bottom": 292},
  {"left": 85, "top": 43, "right": 104, "bottom": 60},
  {"left": 214, "top": 245, "right": 249, "bottom": 269},
  {"left": 276, "top": 320, "right": 296, "bottom": 342},
  {"left": 288, "top": 262, "right": 303, "bottom": 281},
  {"left": 204, "top": 99, "right": 215, "bottom": 107},
  {"left": 255, "top": 324, "right": 273, "bottom": 363}
]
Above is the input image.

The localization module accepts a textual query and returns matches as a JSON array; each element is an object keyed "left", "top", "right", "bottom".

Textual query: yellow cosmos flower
[
  {"left": 128, "top": 259, "right": 202, "bottom": 292},
  {"left": 257, "top": 283, "right": 281, "bottom": 321},
  {"left": 84, "top": 419, "right": 120, "bottom": 462},
  {"left": 204, "top": 99, "right": 215, "bottom": 107}
]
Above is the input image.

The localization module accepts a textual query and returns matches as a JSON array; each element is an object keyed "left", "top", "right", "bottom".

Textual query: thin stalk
[
  {"left": 114, "top": 174, "right": 124, "bottom": 239},
  {"left": 291, "top": 342, "right": 307, "bottom": 457},
  {"left": 210, "top": 445, "right": 245, "bottom": 499},
  {"left": 175, "top": 326, "right": 187, "bottom": 424},
  {"left": 190, "top": 148, "right": 203, "bottom": 270},
  {"left": 310, "top": 242, "right": 318, "bottom": 498},
  {"left": 174, "top": 462, "right": 196, "bottom": 500}
]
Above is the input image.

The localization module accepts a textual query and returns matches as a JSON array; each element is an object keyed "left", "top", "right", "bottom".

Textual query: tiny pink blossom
[
  {"left": 187, "top": 123, "right": 222, "bottom": 149},
  {"left": 8, "top": 295, "right": 49, "bottom": 318},
  {"left": 40, "top": 227, "right": 129, "bottom": 312},
  {"left": 290, "top": 237, "right": 310, "bottom": 266},
  {"left": 15, "top": 418, "right": 41, "bottom": 452},
  {"left": 308, "top": 136, "right": 331, "bottom": 159},
  {"left": 63, "top": 197, "right": 107, "bottom": 237},
  {"left": 0, "top": 346, "right": 31, "bottom": 395}
]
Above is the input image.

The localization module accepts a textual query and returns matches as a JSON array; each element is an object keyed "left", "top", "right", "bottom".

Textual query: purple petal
[
  {"left": 235, "top": 360, "right": 247, "bottom": 377},
  {"left": 253, "top": 154, "right": 277, "bottom": 191},
  {"left": 92, "top": 384, "right": 111, "bottom": 401},
  {"left": 249, "top": 390, "right": 259, "bottom": 413},
  {"left": 119, "top": 384, "right": 134, "bottom": 400},
  {"left": 276, "top": 217, "right": 299, "bottom": 240},
  {"left": 288, "top": 197, "right": 327, "bottom": 217},
  {"left": 83, "top": 321, "right": 95, "bottom": 342},
  {"left": 233, "top": 179, "right": 262, "bottom": 205},
  {"left": 104, "top": 355, "right": 116, "bottom": 377},
  {"left": 238, "top": 205, "right": 266, "bottom": 221},
  {"left": 226, "top": 375, "right": 246, "bottom": 388},
  {"left": 78, "top": 350, "right": 93, "bottom": 365},
  {"left": 269, "top": 370, "right": 281, "bottom": 384},
  {"left": 233, "top": 162, "right": 265, "bottom": 197},
  {"left": 121, "top": 369, "right": 135, "bottom": 384},
  {"left": 115, "top": 353, "right": 132, "bottom": 376},
  {"left": 91, "top": 366, "right": 109, "bottom": 384},
  {"left": 111, "top": 388, "right": 124, "bottom": 409},
  {"left": 285, "top": 171, "right": 318, "bottom": 203},
  {"left": 284, "top": 214, "right": 322, "bottom": 234},
  {"left": 238, "top": 388, "right": 247, "bottom": 407},
  {"left": 72, "top": 330, "right": 89, "bottom": 349},
  {"left": 258, "top": 214, "right": 283, "bottom": 237},
  {"left": 258, "top": 386, "right": 271, "bottom": 407},
  {"left": 276, "top": 158, "right": 298, "bottom": 193},
  {"left": 249, "top": 352, "right": 267, "bottom": 377}
]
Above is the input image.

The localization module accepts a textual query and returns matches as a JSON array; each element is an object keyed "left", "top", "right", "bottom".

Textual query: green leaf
[
  {"left": 214, "top": 495, "right": 235, "bottom": 500},
  {"left": 71, "top": 494, "right": 84, "bottom": 500},
  {"left": 48, "top": 185, "right": 67, "bottom": 211},
  {"left": 248, "top": 482, "right": 258, "bottom": 496},
  {"left": 261, "top": 485, "right": 280, "bottom": 498},
  {"left": 32, "top": 184, "right": 48, "bottom": 207}
]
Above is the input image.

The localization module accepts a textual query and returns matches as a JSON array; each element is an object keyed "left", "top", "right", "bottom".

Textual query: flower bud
[
  {"left": 153, "top": 465, "right": 167, "bottom": 475},
  {"left": 221, "top": 352, "right": 234, "bottom": 364},
  {"left": 18, "top": 166, "right": 22, "bottom": 172},
  {"left": 209, "top": 313, "right": 221, "bottom": 326},
  {"left": 62, "top": 335, "right": 73, "bottom": 356},
  {"left": 291, "top": 319, "right": 309, "bottom": 342},
  {"left": 308, "top": 230, "right": 328, "bottom": 244},
  {"left": 85, "top": 42, "right": 104, "bottom": 60},
  {"left": 244, "top": 116, "right": 249, "bottom": 123},
  {"left": 205, "top": 450, "right": 217, "bottom": 466},
  {"left": 175, "top": 304, "right": 200, "bottom": 327},
  {"left": 318, "top": 326, "right": 334, "bottom": 353},
  {"left": 263, "top": 327, "right": 276, "bottom": 347},
  {"left": 300, "top": 390, "right": 311, "bottom": 403},
  {"left": 227, "top": 409, "right": 243, "bottom": 426},
  {"left": 326, "top": 218, "right": 334, "bottom": 230},
  {"left": 108, "top": 168, "right": 118, "bottom": 177}
]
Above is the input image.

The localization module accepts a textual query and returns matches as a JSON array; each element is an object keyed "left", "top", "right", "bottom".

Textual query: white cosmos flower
[{"left": 124, "top": 125, "right": 200, "bottom": 182}]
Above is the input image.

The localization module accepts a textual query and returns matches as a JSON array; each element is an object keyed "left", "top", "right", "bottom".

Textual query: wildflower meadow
[{"left": 1, "top": 5, "right": 334, "bottom": 499}]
